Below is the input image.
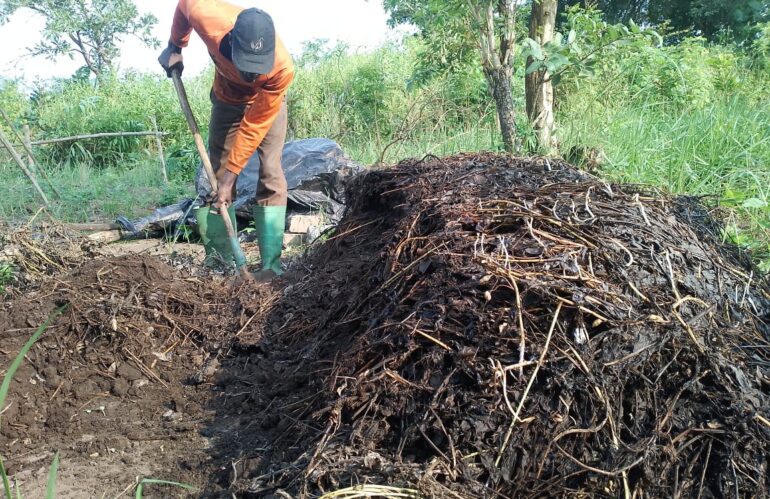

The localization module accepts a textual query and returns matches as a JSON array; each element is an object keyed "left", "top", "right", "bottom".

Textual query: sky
[{"left": 0, "top": 0, "right": 397, "bottom": 84}]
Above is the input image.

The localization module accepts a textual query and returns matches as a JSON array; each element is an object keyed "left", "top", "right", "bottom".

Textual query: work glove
[{"left": 158, "top": 42, "right": 184, "bottom": 77}]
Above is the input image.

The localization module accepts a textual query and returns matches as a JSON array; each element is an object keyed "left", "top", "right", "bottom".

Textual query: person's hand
[
  {"left": 213, "top": 169, "right": 238, "bottom": 209},
  {"left": 158, "top": 42, "right": 184, "bottom": 77}
]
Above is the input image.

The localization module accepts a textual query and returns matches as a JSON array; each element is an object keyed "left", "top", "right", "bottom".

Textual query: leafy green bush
[
  {"left": 751, "top": 22, "right": 770, "bottom": 68},
  {"left": 0, "top": 80, "right": 30, "bottom": 127}
]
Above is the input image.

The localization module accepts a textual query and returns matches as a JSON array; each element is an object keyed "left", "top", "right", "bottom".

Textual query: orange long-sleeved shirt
[{"left": 170, "top": 0, "right": 294, "bottom": 175}]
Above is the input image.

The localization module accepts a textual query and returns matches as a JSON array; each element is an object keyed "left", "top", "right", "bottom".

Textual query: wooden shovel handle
[{"left": 171, "top": 70, "right": 252, "bottom": 278}]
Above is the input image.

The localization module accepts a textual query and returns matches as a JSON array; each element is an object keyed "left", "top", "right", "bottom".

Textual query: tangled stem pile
[{"left": 251, "top": 154, "right": 770, "bottom": 497}]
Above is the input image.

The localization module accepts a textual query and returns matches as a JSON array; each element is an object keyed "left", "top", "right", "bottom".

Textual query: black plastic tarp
[
  {"left": 117, "top": 138, "right": 363, "bottom": 236},
  {"left": 196, "top": 137, "right": 363, "bottom": 220}
]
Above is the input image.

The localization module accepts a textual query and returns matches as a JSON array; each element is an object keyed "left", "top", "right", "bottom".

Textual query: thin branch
[
  {"left": 0, "top": 110, "right": 61, "bottom": 198},
  {"left": 0, "top": 127, "right": 50, "bottom": 207},
  {"left": 30, "top": 131, "right": 167, "bottom": 146}
]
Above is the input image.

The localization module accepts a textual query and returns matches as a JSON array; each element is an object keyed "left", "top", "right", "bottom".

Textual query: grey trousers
[{"left": 207, "top": 91, "right": 288, "bottom": 207}]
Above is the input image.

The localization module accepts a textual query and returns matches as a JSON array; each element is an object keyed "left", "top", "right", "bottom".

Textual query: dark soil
[
  {"left": 1, "top": 153, "right": 769, "bottom": 498},
  {"left": 0, "top": 256, "right": 272, "bottom": 497}
]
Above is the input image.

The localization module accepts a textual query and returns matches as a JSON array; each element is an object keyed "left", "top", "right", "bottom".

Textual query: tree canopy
[
  {"left": 0, "top": 0, "right": 159, "bottom": 78},
  {"left": 558, "top": 0, "right": 769, "bottom": 40},
  {"left": 383, "top": 0, "right": 484, "bottom": 78}
]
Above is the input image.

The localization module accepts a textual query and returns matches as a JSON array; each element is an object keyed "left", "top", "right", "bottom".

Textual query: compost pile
[{"left": 242, "top": 154, "right": 770, "bottom": 497}]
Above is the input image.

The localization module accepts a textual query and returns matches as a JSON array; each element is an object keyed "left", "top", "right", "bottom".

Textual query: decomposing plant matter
[{"left": 242, "top": 154, "right": 770, "bottom": 497}]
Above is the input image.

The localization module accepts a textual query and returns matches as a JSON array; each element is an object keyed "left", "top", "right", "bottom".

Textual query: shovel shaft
[
  {"left": 171, "top": 70, "right": 251, "bottom": 277},
  {"left": 171, "top": 70, "right": 219, "bottom": 192}
]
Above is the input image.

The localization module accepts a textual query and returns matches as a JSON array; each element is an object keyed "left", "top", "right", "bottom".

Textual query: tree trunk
[
  {"left": 485, "top": 66, "right": 517, "bottom": 154},
  {"left": 470, "top": 0, "right": 519, "bottom": 154},
  {"left": 525, "top": 0, "right": 558, "bottom": 154}
]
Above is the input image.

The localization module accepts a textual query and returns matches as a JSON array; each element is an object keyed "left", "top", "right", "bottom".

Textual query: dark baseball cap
[{"left": 231, "top": 8, "right": 276, "bottom": 75}]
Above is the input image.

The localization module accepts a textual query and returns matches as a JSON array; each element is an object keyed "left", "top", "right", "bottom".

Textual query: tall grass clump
[
  {"left": 288, "top": 40, "right": 499, "bottom": 163},
  {"left": 556, "top": 26, "right": 770, "bottom": 264},
  {"left": 27, "top": 71, "right": 211, "bottom": 175},
  {"left": 0, "top": 159, "right": 194, "bottom": 222}
]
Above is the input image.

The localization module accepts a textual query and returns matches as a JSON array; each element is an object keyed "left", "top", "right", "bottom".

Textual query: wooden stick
[
  {"left": 0, "top": 125, "right": 50, "bottom": 206},
  {"left": 87, "top": 230, "right": 123, "bottom": 244},
  {"left": 22, "top": 124, "right": 32, "bottom": 164},
  {"left": 29, "top": 131, "right": 167, "bottom": 146},
  {"left": 65, "top": 222, "right": 121, "bottom": 231},
  {"left": 150, "top": 115, "right": 168, "bottom": 184},
  {"left": 0, "top": 110, "right": 61, "bottom": 198}
]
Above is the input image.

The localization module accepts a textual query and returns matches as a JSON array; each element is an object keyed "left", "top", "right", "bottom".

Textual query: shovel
[{"left": 170, "top": 69, "right": 253, "bottom": 280}]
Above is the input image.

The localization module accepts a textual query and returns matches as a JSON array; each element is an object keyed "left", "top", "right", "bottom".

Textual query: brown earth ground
[{"left": 0, "top": 232, "right": 282, "bottom": 497}]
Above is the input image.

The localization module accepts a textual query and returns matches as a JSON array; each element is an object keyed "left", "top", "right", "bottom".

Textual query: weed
[
  {"left": 0, "top": 264, "right": 14, "bottom": 294},
  {"left": 134, "top": 478, "right": 195, "bottom": 498}
]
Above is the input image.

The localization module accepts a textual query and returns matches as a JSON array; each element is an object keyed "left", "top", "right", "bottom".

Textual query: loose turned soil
[{"left": 1, "top": 154, "right": 768, "bottom": 498}]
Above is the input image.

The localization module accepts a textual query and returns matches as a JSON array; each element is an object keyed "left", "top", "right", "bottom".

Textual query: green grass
[
  {"left": 0, "top": 160, "right": 194, "bottom": 222},
  {"left": 0, "top": 264, "right": 14, "bottom": 295},
  {"left": 342, "top": 124, "right": 500, "bottom": 165},
  {"left": 558, "top": 92, "right": 770, "bottom": 266},
  {"left": 0, "top": 123, "right": 496, "bottom": 223},
  {"left": 134, "top": 478, "right": 195, "bottom": 498}
]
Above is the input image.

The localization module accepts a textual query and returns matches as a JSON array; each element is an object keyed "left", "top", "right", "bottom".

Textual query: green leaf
[
  {"left": 567, "top": 29, "right": 576, "bottom": 44},
  {"left": 524, "top": 38, "right": 544, "bottom": 60},
  {"left": 45, "top": 452, "right": 60, "bottom": 499},
  {"left": 629, "top": 19, "right": 641, "bottom": 34},
  {"left": 548, "top": 53, "right": 570, "bottom": 70},
  {"left": 526, "top": 60, "right": 544, "bottom": 75},
  {"left": 1, "top": 454, "right": 11, "bottom": 499},
  {"left": 554, "top": 32, "right": 563, "bottom": 46},
  {"left": 135, "top": 479, "right": 195, "bottom": 499},
  {"left": 543, "top": 40, "right": 559, "bottom": 51},
  {"left": 742, "top": 198, "right": 767, "bottom": 209}
]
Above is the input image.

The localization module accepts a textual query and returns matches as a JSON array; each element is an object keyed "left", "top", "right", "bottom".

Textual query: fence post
[
  {"left": 23, "top": 124, "right": 32, "bottom": 165},
  {"left": 151, "top": 116, "right": 169, "bottom": 184},
  {"left": 20, "top": 122, "right": 60, "bottom": 198}
]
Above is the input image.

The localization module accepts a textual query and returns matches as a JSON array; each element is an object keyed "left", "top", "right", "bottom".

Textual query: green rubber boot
[
  {"left": 253, "top": 205, "right": 286, "bottom": 275},
  {"left": 195, "top": 205, "right": 237, "bottom": 267}
]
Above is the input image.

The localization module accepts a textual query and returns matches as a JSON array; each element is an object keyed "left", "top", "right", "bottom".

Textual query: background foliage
[
  {"left": 0, "top": 5, "right": 769, "bottom": 264},
  {"left": 557, "top": 0, "right": 769, "bottom": 41}
]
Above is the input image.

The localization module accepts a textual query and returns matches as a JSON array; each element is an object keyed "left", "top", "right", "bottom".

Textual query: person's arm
[
  {"left": 170, "top": 2, "right": 193, "bottom": 48},
  {"left": 226, "top": 66, "right": 295, "bottom": 175},
  {"left": 158, "top": 2, "right": 189, "bottom": 76}
]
